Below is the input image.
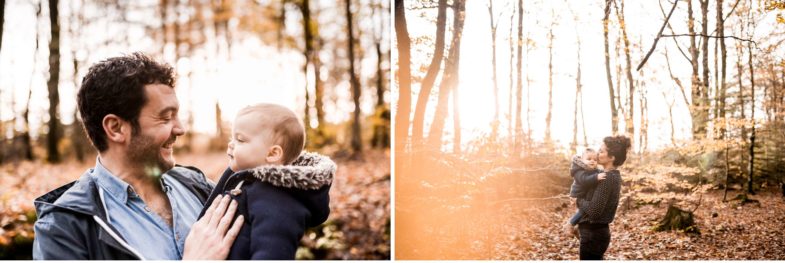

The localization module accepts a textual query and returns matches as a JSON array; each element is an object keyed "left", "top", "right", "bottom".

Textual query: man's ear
[
  {"left": 266, "top": 145, "right": 284, "bottom": 163},
  {"left": 103, "top": 114, "right": 130, "bottom": 144}
]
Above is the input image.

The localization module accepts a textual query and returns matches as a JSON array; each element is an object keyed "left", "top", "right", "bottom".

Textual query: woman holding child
[{"left": 573, "top": 135, "right": 630, "bottom": 260}]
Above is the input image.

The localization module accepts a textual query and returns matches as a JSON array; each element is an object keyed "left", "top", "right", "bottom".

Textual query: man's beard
[{"left": 127, "top": 133, "right": 176, "bottom": 178}]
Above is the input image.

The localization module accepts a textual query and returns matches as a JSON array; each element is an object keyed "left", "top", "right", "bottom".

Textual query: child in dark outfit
[
  {"left": 199, "top": 103, "right": 335, "bottom": 260},
  {"left": 563, "top": 148, "right": 606, "bottom": 238}
]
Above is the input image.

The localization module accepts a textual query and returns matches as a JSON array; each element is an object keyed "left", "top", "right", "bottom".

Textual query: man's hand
[
  {"left": 182, "top": 195, "right": 244, "bottom": 260},
  {"left": 597, "top": 173, "right": 607, "bottom": 181}
]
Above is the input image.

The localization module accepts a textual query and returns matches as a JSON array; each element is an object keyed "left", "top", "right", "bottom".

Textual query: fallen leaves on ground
[{"left": 396, "top": 152, "right": 785, "bottom": 260}]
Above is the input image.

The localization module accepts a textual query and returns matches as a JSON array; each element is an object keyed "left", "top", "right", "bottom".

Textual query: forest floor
[
  {"left": 493, "top": 189, "right": 785, "bottom": 260},
  {"left": 395, "top": 152, "right": 785, "bottom": 260},
  {"left": 0, "top": 149, "right": 390, "bottom": 259}
]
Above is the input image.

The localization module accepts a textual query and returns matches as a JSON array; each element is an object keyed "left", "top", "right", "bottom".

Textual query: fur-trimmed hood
[{"left": 245, "top": 151, "right": 336, "bottom": 190}]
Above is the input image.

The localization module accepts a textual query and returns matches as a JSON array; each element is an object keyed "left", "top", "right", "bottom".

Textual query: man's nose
[{"left": 172, "top": 116, "right": 186, "bottom": 136}]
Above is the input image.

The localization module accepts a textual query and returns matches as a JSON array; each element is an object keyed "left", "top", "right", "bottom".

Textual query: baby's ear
[{"left": 266, "top": 145, "right": 284, "bottom": 163}]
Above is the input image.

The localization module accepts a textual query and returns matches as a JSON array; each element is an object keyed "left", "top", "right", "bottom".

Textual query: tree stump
[
  {"left": 731, "top": 193, "right": 760, "bottom": 205},
  {"left": 653, "top": 204, "right": 700, "bottom": 234}
]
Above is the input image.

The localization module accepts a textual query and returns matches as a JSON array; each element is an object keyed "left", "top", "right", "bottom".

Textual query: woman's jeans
[{"left": 578, "top": 223, "right": 611, "bottom": 260}]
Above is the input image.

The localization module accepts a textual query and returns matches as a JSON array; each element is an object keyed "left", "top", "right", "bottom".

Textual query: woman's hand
[{"left": 182, "top": 195, "right": 245, "bottom": 260}]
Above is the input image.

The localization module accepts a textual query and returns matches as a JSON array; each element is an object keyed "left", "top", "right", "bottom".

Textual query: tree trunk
[
  {"left": 299, "top": 0, "right": 325, "bottom": 133},
  {"left": 215, "top": 102, "right": 223, "bottom": 138},
  {"left": 571, "top": 36, "right": 582, "bottom": 154},
  {"left": 699, "top": 0, "right": 710, "bottom": 139},
  {"left": 603, "top": 0, "right": 618, "bottom": 134},
  {"left": 615, "top": 36, "right": 624, "bottom": 130},
  {"left": 545, "top": 26, "right": 553, "bottom": 144},
  {"left": 276, "top": 0, "right": 285, "bottom": 49},
  {"left": 72, "top": 56, "right": 84, "bottom": 162},
  {"left": 688, "top": 0, "right": 708, "bottom": 140},
  {"left": 508, "top": 6, "right": 515, "bottom": 148},
  {"left": 314, "top": 41, "right": 325, "bottom": 131},
  {"left": 717, "top": 0, "right": 727, "bottom": 139},
  {"left": 664, "top": 91, "right": 677, "bottom": 147},
  {"left": 0, "top": 0, "right": 4, "bottom": 163},
  {"left": 372, "top": 27, "right": 388, "bottom": 149},
  {"left": 21, "top": 86, "right": 34, "bottom": 161},
  {"left": 0, "top": 0, "right": 5, "bottom": 53},
  {"left": 616, "top": 0, "right": 635, "bottom": 140},
  {"left": 411, "top": 0, "right": 447, "bottom": 147},
  {"left": 525, "top": 31, "right": 532, "bottom": 153},
  {"left": 639, "top": 86, "right": 648, "bottom": 153},
  {"left": 427, "top": 0, "right": 465, "bottom": 151},
  {"left": 452, "top": 73, "right": 461, "bottom": 154},
  {"left": 736, "top": 40, "right": 747, "bottom": 180},
  {"left": 303, "top": 77, "right": 312, "bottom": 132},
  {"left": 688, "top": 0, "right": 699, "bottom": 138},
  {"left": 19, "top": 2, "right": 43, "bottom": 162},
  {"left": 47, "top": 0, "right": 62, "bottom": 163},
  {"left": 580, "top": 88, "right": 588, "bottom": 148},
  {"left": 452, "top": 0, "right": 462, "bottom": 154},
  {"left": 638, "top": 40, "right": 648, "bottom": 153},
  {"left": 394, "top": 0, "right": 412, "bottom": 153},
  {"left": 747, "top": 42, "right": 755, "bottom": 195},
  {"left": 514, "top": 0, "right": 524, "bottom": 155},
  {"left": 300, "top": 0, "right": 314, "bottom": 136},
  {"left": 160, "top": 0, "right": 168, "bottom": 55},
  {"left": 345, "top": 0, "right": 362, "bottom": 154},
  {"left": 723, "top": 145, "right": 729, "bottom": 201},
  {"left": 488, "top": 0, "right": 499, "bottom": 138}
]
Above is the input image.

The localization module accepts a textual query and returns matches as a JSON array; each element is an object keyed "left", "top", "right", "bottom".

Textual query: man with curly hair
[{"left": 32, "top": 53, "right": 241, "bottom": 260}]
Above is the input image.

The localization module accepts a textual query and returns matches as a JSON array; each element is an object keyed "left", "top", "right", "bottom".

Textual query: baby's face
[
  {"left": 583, "top": 150, "right": 598, "bottom": 168},
  {"left": 227, "top": 113, "right": 278, "bottom": 171}
]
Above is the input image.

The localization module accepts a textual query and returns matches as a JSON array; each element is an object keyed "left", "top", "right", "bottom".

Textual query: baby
[
  {"left": 563, "top": 148, "right": 606, "bottom": 238},
  {"left": 199, "top": 103, "right": 336, "bottom": 259}
]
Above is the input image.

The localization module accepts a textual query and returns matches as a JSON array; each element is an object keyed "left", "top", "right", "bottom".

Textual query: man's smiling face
[{"left": 126, "top": 83, "right": 185, "bottom": 176}]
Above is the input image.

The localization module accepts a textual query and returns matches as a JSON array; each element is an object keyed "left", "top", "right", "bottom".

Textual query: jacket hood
[
  {"left": 572, "top": 155, "right": 597, "bottom": 171},
  {"left": 245, "top": 151, "right": 335, "bottom": 190},
  {"left": 34, "top": 172, "right": 102, "bottom": 219}
]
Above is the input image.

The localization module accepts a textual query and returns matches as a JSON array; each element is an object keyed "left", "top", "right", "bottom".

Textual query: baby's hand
[{"left": 597, "top": 173, "right": 607, "bottom": 181}]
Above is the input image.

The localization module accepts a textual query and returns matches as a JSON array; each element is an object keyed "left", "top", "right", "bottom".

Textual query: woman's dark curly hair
[
  {"left": 603, "top": 135, "right": 631, "bottom": 167},
  {"left": 77, "top": 52, "right": 175, "bottom": 152}
]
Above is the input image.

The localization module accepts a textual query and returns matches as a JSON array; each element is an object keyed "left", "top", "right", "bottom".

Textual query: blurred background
[{"left": 0, "top": 0, "right": 390, "bottom": 259}]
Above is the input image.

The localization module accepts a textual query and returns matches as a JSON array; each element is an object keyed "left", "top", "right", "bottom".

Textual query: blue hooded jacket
[{"left": 199, "top": 152, "right": 334, "bottom": 260}]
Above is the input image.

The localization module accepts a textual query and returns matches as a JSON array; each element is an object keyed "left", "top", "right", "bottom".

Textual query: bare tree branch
[
  {"left": 661, "top": 34, "right": 758, "bottom": 46},
  {"left": 658, "top": 0, "right": 691, "bottom": 63},
  {"left": 637, "top": 0, "right": 679, "bottom": 71},
  {"left": 664, "top": 47, "right": 692, "bottom": 109}
]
